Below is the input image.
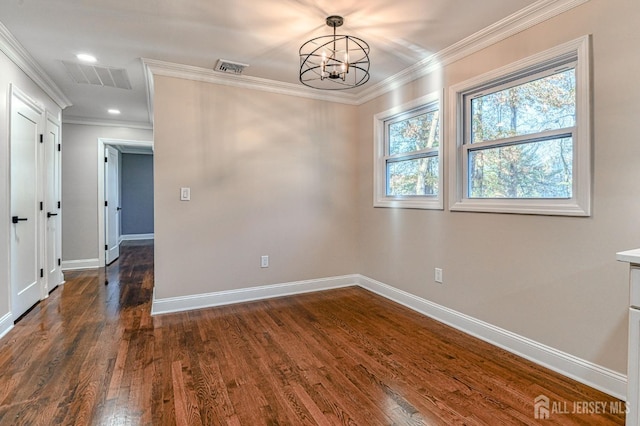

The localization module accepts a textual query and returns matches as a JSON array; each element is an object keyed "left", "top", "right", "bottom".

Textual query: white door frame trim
[{"left": 97, "top": 138, "right": 153, "bottom": 267}]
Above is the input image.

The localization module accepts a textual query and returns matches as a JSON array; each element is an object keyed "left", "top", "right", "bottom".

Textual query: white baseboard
[
  {"left": 78, "top": 268, "right": 630, "bottom": 399},
  {"left": 61, "top": 258, "right": 100, "bottom": 271},
  {"left": 357, "top": 275, "right": 627, "bottom": 401},
  {"left": 120, "top": 233, "right": 154, "bottom": 242},
  {"left": 0, "top": 312, "right": 14, "bottom": 340},
  {"left": 151, "top": 274, "right": 359, "bottom": 316}
]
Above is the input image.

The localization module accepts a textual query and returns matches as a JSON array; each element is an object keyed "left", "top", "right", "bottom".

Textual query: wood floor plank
[{"left": 0, "top": 240, "right": 626, "bottom": 425}]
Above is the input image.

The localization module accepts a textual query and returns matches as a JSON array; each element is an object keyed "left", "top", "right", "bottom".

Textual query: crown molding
[
  {"left": 0, "top": 21, "right": 72, "bottom": 109},
  {"left": 62, "top": 115, "right": 153, "bottom": 130},
  {"left": 142, "top": 58, "right": 361, "bottom": 106},
  {"left": 143, "top": 0, "right": 589, "bottom": 109},
  {"left": 143, "top": 59, "right": 155, "bottom": 125},
  {"left": 357, "top": 0, "right": 590, "bottom": 104},
  {"left": 142, "top": 0, "right": 589, "bottom": 113},
  {"left": 0, "top": 0, "right": 589, "bottom": 123}
]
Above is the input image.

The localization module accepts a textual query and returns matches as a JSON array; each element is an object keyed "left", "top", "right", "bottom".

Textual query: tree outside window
[
  {"left": 386, "top": 109, "right": 440, "bottom": 197},
  {"left": 449, "top": 36, "right": 591, "bottom": 216},
  {"left": 467, "top": 68, "right": 576, "bottom": 199},
  {"left": 374, "top": 92, "right": 443, "bottom": 210}
]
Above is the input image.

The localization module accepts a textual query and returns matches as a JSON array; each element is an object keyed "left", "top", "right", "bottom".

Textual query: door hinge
[
  {"left": 40, "top": 268, "right": 44, "bottom": 278},
  {"left": 39, "top": 134, "right": 43, "bottom": 143},
  {"left": 58, "top": 258, "right": 61, "bottom": 266},
  {"left": 58, "top": 201, "right": 61, "bottom": 209},
  {"left": 40, "top": 201, "right": 43, "bottom": 211},
  {"left": 105, "top": 244, "right": 108, "bottom": 251},
  {"left": 58, "top": 143, "right": 61, "bottom": 152},
  {"left": 105, "top": 157, "right": 108, "bottom": 163},
  {"left": 105, "top": 201, "right": 108, "bottom": 207}
]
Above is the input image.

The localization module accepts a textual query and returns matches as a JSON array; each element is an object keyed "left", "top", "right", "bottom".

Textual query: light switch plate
[{"left": 180, "top": 187, "right": 190, "bottom": 201}]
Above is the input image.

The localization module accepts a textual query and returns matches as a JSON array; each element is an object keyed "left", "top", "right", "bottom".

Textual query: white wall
[
  {"left": 153, "top": 77, "right": 359, "bottom": 299},
  {"left": 0, "top": 49, "right": 62, "bottom": 334},
  {"left": 356, "top": 0, "right": 640, "bottom": 375},
  {"left": 61, "top": 124, "right": 153, "bottom": 263}
]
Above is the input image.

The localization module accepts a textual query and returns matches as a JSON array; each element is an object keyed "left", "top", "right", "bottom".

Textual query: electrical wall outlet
[
  {"left": 261, "top": 255, "right": 269, "bottom": 268},
  {"left": 435, "top": 268, "right": 443, "bottom": 283}
]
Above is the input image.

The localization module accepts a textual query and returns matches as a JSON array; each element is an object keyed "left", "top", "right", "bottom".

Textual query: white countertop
[{"left": 617, "top": 248, "right": 640, "bottom": 264}]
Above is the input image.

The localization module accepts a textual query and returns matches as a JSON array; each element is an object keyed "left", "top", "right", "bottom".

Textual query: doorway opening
[{"left": 97, "top": 138, "right": 153, "bottom": 268}]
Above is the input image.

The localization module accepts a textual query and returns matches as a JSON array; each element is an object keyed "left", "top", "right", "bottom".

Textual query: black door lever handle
[
  {"left": 12, "top": 216, "right": 28, "bottom": 224},
  {"left": 47, "top": 212, "right": 58, "bottom": 218}
]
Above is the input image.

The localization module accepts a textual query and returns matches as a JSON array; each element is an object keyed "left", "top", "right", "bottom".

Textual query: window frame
[
  {"left": 448, "top": 36, "right": 591, "bottom": 216},
  {"left": 373, "top": 91, "right": 444, "bottom": 209}
]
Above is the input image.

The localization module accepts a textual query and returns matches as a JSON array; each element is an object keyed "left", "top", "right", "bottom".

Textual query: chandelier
[{"left": 299, "top": 16, "right": 370, "bottom": 90}]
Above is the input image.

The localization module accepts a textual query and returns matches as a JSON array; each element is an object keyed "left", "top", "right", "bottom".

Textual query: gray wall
[{"left": 121, "top": 153, "right": 154, "bottom": 235}]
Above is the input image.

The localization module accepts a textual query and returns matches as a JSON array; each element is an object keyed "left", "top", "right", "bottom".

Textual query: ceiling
[{"left": 0, "top": 0, "right": 539, "bottom": 127}]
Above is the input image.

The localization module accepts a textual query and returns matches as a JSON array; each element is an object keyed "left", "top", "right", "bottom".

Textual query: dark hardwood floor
[{"left": 0, "top": 241, "right": 625, "bottom": 425}]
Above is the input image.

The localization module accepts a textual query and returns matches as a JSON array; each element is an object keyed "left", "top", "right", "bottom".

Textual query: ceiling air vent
[
  {"left": 214, "top": 59, "right": 249, "bottom": 75},
  {"left": 62, "top": 61, "right": 132, "bottom": 90}
]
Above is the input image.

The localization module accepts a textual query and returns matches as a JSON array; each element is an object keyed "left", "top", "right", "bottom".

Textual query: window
[
  {"left": 448, "top": 36, "right": 591, "bottom": 216},
  {"left": 374, "top": 92, "right": 443, "bottom": 209}
]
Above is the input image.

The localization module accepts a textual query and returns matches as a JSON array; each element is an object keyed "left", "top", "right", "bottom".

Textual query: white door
[
  {"left": 10, "top": 92, "right": 42, "bottom": 319},
  {"left": 105, "top": 146, "right": 120, "bottom": 264},
  {"left": 44, "top": 116, "right": 62, "bottom": 290}
]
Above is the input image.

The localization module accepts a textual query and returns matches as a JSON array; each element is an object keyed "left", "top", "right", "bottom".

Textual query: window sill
[
  {"left": 374, "top": 197, "right": 443, "bottom": 210},
  {"left": 449, "top": 198, "right": 590, "bottom": 216}
]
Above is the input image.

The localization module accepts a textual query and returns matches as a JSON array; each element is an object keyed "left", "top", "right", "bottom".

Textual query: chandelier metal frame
[{"left": 299, "top": 16, "right": 371, "bottom": 90}]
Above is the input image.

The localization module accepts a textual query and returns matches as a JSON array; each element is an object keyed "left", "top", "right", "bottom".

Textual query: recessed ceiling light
[
  {"left": 76, "top": 53, "right": 97, "bottom": 63},
  {"left": 108, "top": 109, "right": 121, "bottom": 115}
]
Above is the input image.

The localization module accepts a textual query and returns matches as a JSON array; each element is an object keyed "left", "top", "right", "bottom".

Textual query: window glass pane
[
  {"left": 471, "top": 68, "right": 575, "bottom": 144},
  {"left": 468, "top": 137, "right": 573, "bottom": 199},
  {"left": 388, "top": 110, "right": 439, "bottom": 155},
  {"left": 387, "top": 157, "right": 439, "bottom": 196}
]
